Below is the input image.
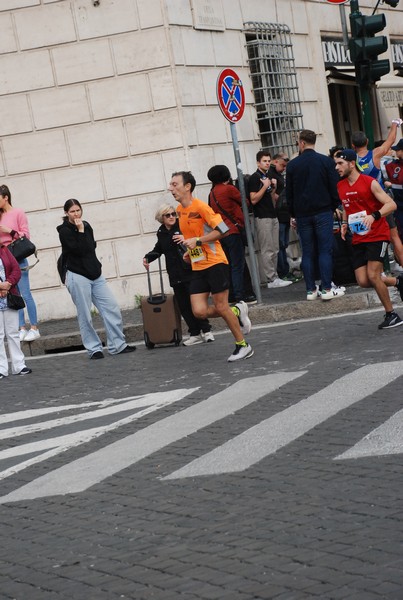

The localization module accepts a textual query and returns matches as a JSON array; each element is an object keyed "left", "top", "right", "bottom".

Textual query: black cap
[{"left": 391, "top": 138, "right": 403, "bottom": 151}]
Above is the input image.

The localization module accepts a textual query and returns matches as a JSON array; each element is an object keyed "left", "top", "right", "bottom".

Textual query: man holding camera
[{"left": 249, "top": 150, "right": 292, "bottom": 288}]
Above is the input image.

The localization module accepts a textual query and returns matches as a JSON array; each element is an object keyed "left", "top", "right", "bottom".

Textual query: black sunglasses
[{"left": 163, "top": 212, "right": 177, "bottom": 218}]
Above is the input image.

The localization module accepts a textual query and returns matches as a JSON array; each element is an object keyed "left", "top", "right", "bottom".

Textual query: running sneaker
[
  {"left": 235, "top": 300, "right": 252, "bottom": 335},
  {"left": 183, "top": 334, "right": 204, "bottom": 346},
  {"left": 396, "top": 275, "right": 403, "bottom": 302},
  {"left": 378, "top": 311, "right": 403, "bottom": 330},
  {"left": 227, "top": 344, "right": 254, "bottom": 362},
  {"left": 202, "top": 331, "right": 215, "bottom": 343}
]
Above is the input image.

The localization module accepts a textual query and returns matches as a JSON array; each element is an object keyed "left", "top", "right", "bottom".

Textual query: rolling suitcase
[{"left": 141, "top": 257, "right": 182, "bottom": 349}]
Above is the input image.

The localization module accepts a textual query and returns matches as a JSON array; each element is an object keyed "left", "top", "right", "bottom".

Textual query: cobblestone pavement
[{"left": 0, "top": 309, "right": 402, "bottom": 599}]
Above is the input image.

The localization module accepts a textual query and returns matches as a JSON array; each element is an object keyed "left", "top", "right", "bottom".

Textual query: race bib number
[
  {"left": 348, "top": 210, "right": 369, "bottom": 236},
  {"left": 189, "top": 246, "right": 205, "bottom": 263}
]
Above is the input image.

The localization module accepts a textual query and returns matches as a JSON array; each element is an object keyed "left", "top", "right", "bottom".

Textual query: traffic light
[{"left": 349, "top": 13, "right": 390, "bottom": 84}]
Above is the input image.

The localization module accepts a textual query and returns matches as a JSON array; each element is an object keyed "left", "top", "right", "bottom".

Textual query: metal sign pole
[{"left": 229, "top": 122, "right": 262, "bottom": 304}]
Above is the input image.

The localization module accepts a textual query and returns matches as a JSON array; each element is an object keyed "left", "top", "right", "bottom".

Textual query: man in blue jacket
[{"left": 286, "top": 129, "right": 342, "bottom": 301}]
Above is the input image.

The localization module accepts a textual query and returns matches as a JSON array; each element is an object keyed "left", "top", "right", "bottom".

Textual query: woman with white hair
[{"left": 143, "top": 203, "right": 214, "bottom": 346}]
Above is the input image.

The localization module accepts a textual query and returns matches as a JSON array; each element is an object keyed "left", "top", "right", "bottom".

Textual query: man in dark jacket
[{"left": 286, "top": 129, "right": 342, "bottom": 301}]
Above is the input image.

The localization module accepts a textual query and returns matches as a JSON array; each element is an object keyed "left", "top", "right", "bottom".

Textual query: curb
[{"left": 23, "top": 289, "right": 381, "bottom": 357}]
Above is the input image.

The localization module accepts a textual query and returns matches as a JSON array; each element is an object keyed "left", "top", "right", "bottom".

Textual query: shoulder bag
[
  {"left": 209, "top": 190, "right": 248, "bottom": 246},
  {"left": 8, "top": 235, "right": 39, "bottom": 270}
]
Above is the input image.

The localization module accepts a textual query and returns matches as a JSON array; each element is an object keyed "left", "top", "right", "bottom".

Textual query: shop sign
[{"left": 379, "top": 88, "right": 403, "bottom": 109}]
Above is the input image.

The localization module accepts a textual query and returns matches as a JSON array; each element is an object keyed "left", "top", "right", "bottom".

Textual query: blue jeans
[
  {"left": 277, "top": 222, "right": 290, "bottom": 278},
  {"left": 296, "top": 211, "right": 334, "bottom": 292},
  {"left": 18, "top": 258, "right": 38, "bottom": 329},
  {"left": 221, "top": 233, "right": 245, "bottom": 301},
  {"left": 66, "top": 271, "right": 127, "bottom": 356}
]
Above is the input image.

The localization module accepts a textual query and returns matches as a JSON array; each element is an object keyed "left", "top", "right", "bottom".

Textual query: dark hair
[
  {"left": 329, "top": 144, "right": 344, "bottom": 158},
  {"left": 63, "top": 198, "right": 82, "bottom": 221},
  {"left": 256, "top": 150, "right": 271, "bottom": 162},
  {"left": 299, "top": 129, "right": 316, "bottom": 145},
  {"left": 0, "top": 184, "right": 12, "bottom": 208},
  {"left": 171, "top": 171, "right": 196, "bottom": 192},
  {"left": 351, "top": 131, "right": 367, "bottom": 148},
  {"left": 207, "top": 164, "right": 231, "bottom": 185}
]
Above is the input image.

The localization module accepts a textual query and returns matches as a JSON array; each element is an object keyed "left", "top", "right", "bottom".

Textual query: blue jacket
[{"left": 286, "top": 149, "right": 340, "bottom": 217}]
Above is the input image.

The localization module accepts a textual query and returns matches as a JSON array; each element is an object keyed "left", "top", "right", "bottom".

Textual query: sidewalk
[{"left": 23, "top": 279, "right": 382, "bottom": 356}]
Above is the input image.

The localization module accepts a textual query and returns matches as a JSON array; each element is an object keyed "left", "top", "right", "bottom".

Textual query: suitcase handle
[{"left": 147, "top": 256, "right": 167, "bottom": 304}]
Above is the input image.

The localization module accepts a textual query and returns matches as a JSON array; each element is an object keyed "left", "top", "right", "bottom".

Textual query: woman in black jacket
[
  {"left": 143, "top": 204, "right": 213, "bottom": 346},
  {"left": 57, "top": 199, "right": 135, "bottom": 359}
]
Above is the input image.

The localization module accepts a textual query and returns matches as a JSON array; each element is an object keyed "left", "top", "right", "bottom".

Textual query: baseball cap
[
  {"left": 391, "top": 138, "right": 403, "bottom": 151},
  {"left": 335, "top": 148, "right": 357, "bottom": 162}
]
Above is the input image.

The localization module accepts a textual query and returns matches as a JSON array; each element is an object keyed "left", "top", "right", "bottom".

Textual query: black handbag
[
  {"left": 8, "top": 236, "right": 36, "bottom": 260},
  {"left": 7, "top": 292, "right": 26, "bottom": 310},
  {"left": 8, "top": 236, "right": 39, "bottom": 270}
]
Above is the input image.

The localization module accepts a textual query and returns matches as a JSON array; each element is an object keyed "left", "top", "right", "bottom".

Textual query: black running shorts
[
  {"left": 189, "top": 263, "right": 230, "bottom": 295},
  {"left": 351, "top": 240, "right": 389, "bottom": 270}
]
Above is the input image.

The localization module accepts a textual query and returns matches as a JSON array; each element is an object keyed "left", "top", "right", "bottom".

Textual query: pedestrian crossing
[{"left": 0, "top": 362, "right": 402, "bottom": 503}]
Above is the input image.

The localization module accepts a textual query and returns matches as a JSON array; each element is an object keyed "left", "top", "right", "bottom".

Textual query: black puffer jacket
[
  {"left": 144, "top": 220, "right": 191, "bottom": 287},
  {"left": 57, "top": 219, "right": 102, "bottom": 281}
]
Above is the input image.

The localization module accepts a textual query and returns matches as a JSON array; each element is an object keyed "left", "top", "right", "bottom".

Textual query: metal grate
[{"left": 244, "top": 22, "right": 303, "bottom": 156}]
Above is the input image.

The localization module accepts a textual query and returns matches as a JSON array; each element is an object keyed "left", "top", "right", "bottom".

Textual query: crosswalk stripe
[
  {"left": 164, "top": 361, "right": 403, "bottom": 479},
  {"left": 335, "top": 407, "right": 403, "bottom": 459},
  {"left": 0, "top": 372, "right": 304, "bottom": 504}
]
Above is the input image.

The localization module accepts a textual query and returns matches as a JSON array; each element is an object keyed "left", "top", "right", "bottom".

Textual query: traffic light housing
[{"left": 349, "top": 13, "right": 390, "bottom": 84}]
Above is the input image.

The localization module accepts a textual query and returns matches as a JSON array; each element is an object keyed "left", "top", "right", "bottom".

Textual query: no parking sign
[{"left": 216, "top": 68, "right": 245, "bottom": 122}]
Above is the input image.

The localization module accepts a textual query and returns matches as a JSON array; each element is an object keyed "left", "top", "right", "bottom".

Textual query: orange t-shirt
[{"left": 176, "top": 197, "right": 228, "bottom": 270}]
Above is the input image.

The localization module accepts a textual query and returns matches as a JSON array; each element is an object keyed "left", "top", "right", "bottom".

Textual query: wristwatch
[{"left": 196, "top": 238, "right": 202, "bottom": 247}]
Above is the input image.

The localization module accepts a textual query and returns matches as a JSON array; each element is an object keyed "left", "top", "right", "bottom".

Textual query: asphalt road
[{"left": 0, "top": 308, "right": 402, "bottom": 600}]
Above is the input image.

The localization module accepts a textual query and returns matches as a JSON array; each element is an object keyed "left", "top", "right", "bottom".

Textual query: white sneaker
[
  {"left": 267, "top": 278, "right": 292, "bottom": 288},
  {"left": 183, "top": 334, "right": 203, "bottom": 346},
  {"left": 235, "top": 300, "right": 251, "bottom": 335},
  {"left": 24, "top": 329, "right": 41, "bottom": 342},
  {"left": 202, "top": 331, "right": 215, "bottom": 343},
  {"left": 306, "top": 289, "right": 319, "bottom": 301},
  {"left": 227, "top": 343, "right": 254, "bottom": 362},
  {"left": 19, "top": 329, "right": 28, "bottom": 342},
  {"left": 331, "top": 282, "right": 346, "bottom": 292},
  {"left": 321, "top": 288, "right": 345, "bottom": 301}
]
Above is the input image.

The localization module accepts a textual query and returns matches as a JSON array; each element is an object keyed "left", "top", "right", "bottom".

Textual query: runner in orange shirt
[{"left": 169, "top": 171, "right": 253, "bottom": 362}]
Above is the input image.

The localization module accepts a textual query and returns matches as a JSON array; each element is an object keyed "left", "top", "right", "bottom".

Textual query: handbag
[
  {"left": 57, "top": 253, "right": 68, "bottom": 284},
  {"left": 8, "top": 236, "right": 39, "bottom": 270},
  {"left": 7, "top": 291, "right": 26, "bottom": 310},
  {"left": 209, "top": 190, "right": 249, "bottom": 246}
]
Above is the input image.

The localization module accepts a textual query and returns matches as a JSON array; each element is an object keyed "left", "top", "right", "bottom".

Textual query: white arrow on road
[
  {"left": 0, "top": 372, "right": 303, "bottom": 503},
  {"left": 164, "top": 361, "right": 403, "bottom": 479}
]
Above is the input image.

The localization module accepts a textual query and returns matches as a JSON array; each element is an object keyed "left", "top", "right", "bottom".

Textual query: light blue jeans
[
  {"left": 66, "top": 271, "right": 127, "bottom": 356},
  {"left": 18, "top": 258, "right": 38, "bottom": 329}
]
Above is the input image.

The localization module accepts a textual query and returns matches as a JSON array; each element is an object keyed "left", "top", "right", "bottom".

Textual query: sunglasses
[{"left": 163, "top": 212, "right": 177, "bottom": 218}]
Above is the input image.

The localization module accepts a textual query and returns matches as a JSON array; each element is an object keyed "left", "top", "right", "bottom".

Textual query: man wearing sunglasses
[
  {"left": 169, "top": 171, "right": 253, "bottom": 362},
  {"left": 335, "top": 149, "right": 403, "bottom": 330}
]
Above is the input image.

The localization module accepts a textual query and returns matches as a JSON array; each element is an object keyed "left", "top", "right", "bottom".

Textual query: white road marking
[
  {"left": 0, "top": 372, "right": 303, "bottom": 503},
  {"left": 335, "top": 408, "right": 403, "bottom": 459},
  {"left": 0, "top": 389, "right": 197, "bottom": 485},
  {"left": 164, "top": 362, "right": 403, "bottom": 479}
]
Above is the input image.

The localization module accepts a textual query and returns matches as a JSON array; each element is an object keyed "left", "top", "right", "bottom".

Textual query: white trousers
[{"left": 0, "top": 309, "right": 27, "bottom": 376}]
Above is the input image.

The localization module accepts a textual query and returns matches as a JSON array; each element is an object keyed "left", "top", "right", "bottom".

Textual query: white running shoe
[
  {"left": 267, "top": 277, "right": 292, "bottom": 288},
  {"left": 183, "top": 334, "right": 203, "bottom": 346},
  {"left": 24, "top": 329, "right": 41, "bottom": 342},
  {"left": 306, "top": 289, "right": 319, "bottom": 301},
  {"left": 235, "top": 300, "right": 252, "bottom": 335},
  {"left": 19, "top": 329, "right": 28, "bottom": 342},
  {"left": 227, "top": 344, "right": 254, "bottom": 362},
  {"left": 321, "top": 288, "right": 345, "bottom": 301},
  {"left": 202, "top": 331, "right": 215, "bottom": 343}
]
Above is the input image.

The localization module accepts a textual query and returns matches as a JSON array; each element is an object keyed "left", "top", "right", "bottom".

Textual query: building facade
[{"left": 0, "top": 0, "right": 402, "bottom": 320}]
